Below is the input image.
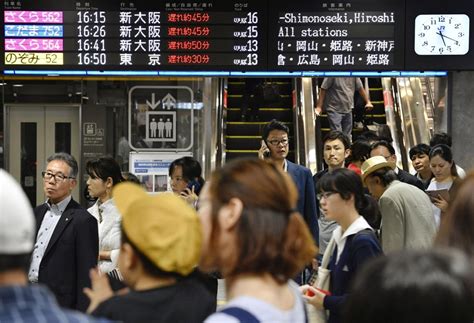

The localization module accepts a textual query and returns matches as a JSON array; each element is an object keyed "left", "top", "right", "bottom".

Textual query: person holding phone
[
  {"left": 169, "top": 156, "right": 205, "bottom": 207},
  {"left": 168, "top": 156, "right": 218, "bottom": 299},
  {"left": 259, "top": 120, "right": 318, "bottom": 248}
]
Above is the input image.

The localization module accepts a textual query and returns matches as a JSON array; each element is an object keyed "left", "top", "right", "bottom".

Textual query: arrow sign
[{"left": 146, "top": 93, "right": 161, "bottom": 110}]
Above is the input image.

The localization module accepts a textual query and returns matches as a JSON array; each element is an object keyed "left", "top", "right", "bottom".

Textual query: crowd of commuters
[{"left": 1, "top": 117, "right": 474, "bottom": 322}]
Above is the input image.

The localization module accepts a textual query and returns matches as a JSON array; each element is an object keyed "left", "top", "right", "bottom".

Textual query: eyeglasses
[
  {"left": 267, "top": 138, "right": 289, "bottom": 146},
  {"left": 42, "top": 171, "right": 75, "bottom": 182},
  {"left": 317, "top": 191, "right": 337, "bottom": 201}
]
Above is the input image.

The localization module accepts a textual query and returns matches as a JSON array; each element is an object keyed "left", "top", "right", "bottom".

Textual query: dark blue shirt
[
  {"left": 323, "top": 230, "right": 383, "bottom": 323},
  {"left": 0, "top": 285, "right": 110, "bottom": 323}
]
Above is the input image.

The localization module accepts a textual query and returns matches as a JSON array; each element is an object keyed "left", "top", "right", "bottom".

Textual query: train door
[{"left": 7, "top": 105, "right": 80, "bottom": 206}]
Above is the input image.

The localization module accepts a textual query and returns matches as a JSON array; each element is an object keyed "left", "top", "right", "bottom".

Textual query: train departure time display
[
  {"left": 268, "top": 0, "right": 405, "bottom": 71},
  {"left": 7, "top": 0, "right": 461, "bottom": 73},
  {"left": 3, "top": 0, "right": 267, "bottom": 71}
]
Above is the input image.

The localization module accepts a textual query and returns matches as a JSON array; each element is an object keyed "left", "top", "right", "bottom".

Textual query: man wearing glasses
[
  {"left": 259, "top": 120, "right": 318, "bottom": 245},
  {"left": 28, "top": 152, "right": 98, "bottom": 312}
]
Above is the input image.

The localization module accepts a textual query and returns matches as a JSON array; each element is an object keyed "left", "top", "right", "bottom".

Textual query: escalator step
[{"left": 226, "top": 108, "right": 293, "bottom": 122}]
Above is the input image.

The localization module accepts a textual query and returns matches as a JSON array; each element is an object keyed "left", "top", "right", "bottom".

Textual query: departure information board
[
  {"left": 268, "top": 0, "right": 405, "bottom": 70},
  {"left": 2, "top": 0, "right": 465, "bottom": 74},
  {"left": 3, "top": 0, "right": 267, "bottom": 71}
]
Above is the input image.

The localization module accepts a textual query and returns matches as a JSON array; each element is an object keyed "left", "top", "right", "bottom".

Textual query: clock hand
[
  {"left": 436, "top": 32, "right": 459, "bottom": 43},
  {"left": 437, "top": 31, "right": 447, "bottom": 46}
]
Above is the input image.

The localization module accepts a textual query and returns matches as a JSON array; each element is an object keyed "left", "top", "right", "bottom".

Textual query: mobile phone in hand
[
  {"left": 261, "top": 140, "right": 271, "bottom": 158},
  {"left": 187, "top": 179, "right": 201, "bottom": 193}
]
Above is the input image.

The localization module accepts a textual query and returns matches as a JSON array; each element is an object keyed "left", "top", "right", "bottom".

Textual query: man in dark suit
[
  {"left": 28, "top": 152, "right": 98, "bottom": 312},
  {"left": 259, "top": 120, "right": 318, "bottom": 243},
  {"left": 370, "top": 140, "right": 425, "bottom": 191}
]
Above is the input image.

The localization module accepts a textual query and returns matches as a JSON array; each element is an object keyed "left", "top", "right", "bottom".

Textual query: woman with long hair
[
  {"left": 86, "top": 156, "right": 124, "bottom": 274},
  {"left": 198, "top": 159, "right": 316, "bottom": 322},
  {"left": 303, "top": 168, "right": 383, "bottom": 323}
]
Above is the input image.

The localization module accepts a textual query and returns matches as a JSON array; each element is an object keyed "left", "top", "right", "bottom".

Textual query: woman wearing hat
[
  {"left": 197, "top": 159, "right": 316, "bottom": 322},
  {"left": 302, "top": 168, "right": 382, "bottom": 323}
]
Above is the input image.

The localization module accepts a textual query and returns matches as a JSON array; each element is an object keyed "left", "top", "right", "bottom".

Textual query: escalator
[
  {"left": 359, "top": 78, "right": 387, "bottom": 140},
  {"left": 217, "top": 76, "right": 437, "bottom": 173},
  {"left": 224, "top": 78, "right": 295, "bottom": 162}
]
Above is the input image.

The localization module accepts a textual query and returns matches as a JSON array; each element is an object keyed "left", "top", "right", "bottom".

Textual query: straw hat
[{"left": 361, "top": 156, "right": 396, "bottom": 182}]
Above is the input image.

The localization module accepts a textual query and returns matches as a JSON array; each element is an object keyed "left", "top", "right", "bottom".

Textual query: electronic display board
[
  {"left": 3, "top": 0, "right": 472, "bottom": 74},
  {"left": 268, "top": 0, "right": 405, "bottom": 71},
  {"left": 3, "top": 0, "right": 267, "bottom": 71}
]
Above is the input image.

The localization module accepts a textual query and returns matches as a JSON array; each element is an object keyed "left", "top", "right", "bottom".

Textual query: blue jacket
[
  {"left": 287, "top": 160, "right": 319, "bottom": 244},
  {"left": 324, "top": 230, "right": 383, "bottom": 323}
]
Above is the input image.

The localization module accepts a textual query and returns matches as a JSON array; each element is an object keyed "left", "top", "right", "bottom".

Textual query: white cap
[{"left": 0, "top": 169, "right": 35, "bottom": 254}]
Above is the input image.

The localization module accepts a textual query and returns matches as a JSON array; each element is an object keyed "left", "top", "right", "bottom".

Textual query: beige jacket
[{"left": 379, "top": 180, "right": 437, "bottom": 253}]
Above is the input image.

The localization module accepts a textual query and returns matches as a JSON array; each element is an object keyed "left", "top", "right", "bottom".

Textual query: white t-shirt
[{"left": 205, "top": 282, "right": 306, "bottom": 323}]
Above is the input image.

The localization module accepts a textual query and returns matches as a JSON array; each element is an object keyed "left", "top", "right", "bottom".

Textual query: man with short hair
[
  {"left": 259, "top": 119, "right": 318, "bottom": 243},
  {"left": 409, "top": 143, "right": 433, "bottom": 189},
  {"left": 313, "top": 131, "right": 351, "bottom": 256},
  {"left": 28, "top": 152, "right": 98, "bottom": 311},
  {"left": 84, "top": 183, "right": 215, "bottom": 322},
  {"left": 361, "top": 156, "right": 436, "bottom": 253},
  {"left": 0, "top": 170, "right": 105, "bottom": 322},
  {"left": 370, "top": 140, "right": 425, "bottom": 190}
]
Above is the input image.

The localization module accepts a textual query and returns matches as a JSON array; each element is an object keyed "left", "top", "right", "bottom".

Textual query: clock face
[{"left": 415, "top": 14, "right": 470, "bottom": 55}]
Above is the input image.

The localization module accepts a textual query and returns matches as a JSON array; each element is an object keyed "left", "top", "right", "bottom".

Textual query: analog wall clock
[{"left": 415, "top": 14, "right": 470, "bottom": 55}]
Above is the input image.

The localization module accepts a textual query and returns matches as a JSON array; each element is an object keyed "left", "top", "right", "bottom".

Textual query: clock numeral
[
  {"left": 455, "top": 23, "right": 461, "bottom": 29},
  {"left": 447, "top": 46, "right": 452, "bottom": 52},
  {"left": 430, "top": 18, "right": 437, "bottom": 25},
  {"left": 418, "top": 32, "right": 425, "bottom": 37},
  {"left": 430, "top": 46, "right": 436, "bottom": 53},
  {"left": 458, "top": 32, "right": 465, "bottom": 37},
  {"left": 449, "top": 18, "right": 453, "bottom": 24},
  {"left": 422, "top": 41, "right": 428, "bottom": 46},
  {"left": 455, "top": 41, "right": 460, "bottom": 46},
  {"left": 439, "top": 47, "right": 444, "bottom": 54},
  {"left": 438, "top": 16, "right": 445, "bottom": 23},
  {"left": 423, "top": 25, "right": 430, "bottom": 30}
]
